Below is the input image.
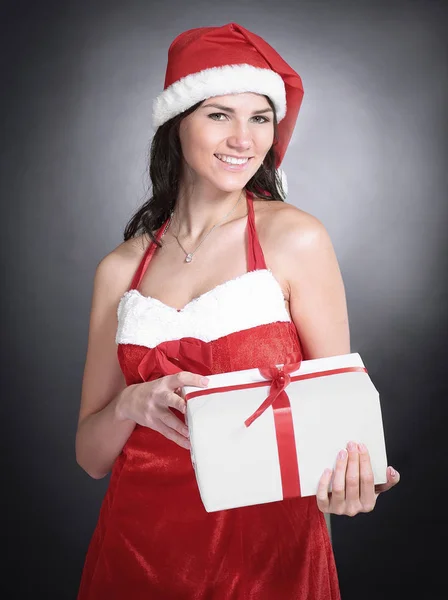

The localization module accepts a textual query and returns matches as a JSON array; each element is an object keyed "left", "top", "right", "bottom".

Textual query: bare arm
[
  {"left": 75, "top": 252, "right": 137, "bottom": 479},
  {"left": 287, "top": 215, "right": 350, "bottom": 359},
  {"left": 261, "top": 203, "right": 350, "bottom": 359}
]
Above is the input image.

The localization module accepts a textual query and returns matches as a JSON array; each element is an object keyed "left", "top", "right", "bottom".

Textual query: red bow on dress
[{"left": 137, "top": 338, "right": 213, "bottom": 382}]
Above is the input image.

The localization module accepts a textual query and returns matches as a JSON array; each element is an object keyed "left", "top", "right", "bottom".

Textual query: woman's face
[{"left": 178, "top": 92, "right": 275, "bottom": 193}]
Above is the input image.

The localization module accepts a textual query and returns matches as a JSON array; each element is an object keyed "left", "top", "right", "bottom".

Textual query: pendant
[{"left": 185, "top": 253, "right": 193, "bottom": 263}]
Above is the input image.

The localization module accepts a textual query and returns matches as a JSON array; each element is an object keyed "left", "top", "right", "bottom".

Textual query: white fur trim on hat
[{"left": 153, "top": 64, "right": 286, "bottom": 128}]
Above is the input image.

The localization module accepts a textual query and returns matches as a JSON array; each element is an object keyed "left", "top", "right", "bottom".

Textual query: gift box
[{"left": 183, "top": 352, "right": 388, "bottom": 513}]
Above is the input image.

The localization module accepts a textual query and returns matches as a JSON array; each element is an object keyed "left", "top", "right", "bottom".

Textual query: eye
[
  {"left": 208, "top": 113, "right": 228, "bottom": 121},
  {"left": 251, "top": 115, "right": 270, "bottom": 124}
]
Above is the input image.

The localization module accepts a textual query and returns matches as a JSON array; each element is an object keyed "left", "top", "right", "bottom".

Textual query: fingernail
[
  {"left": 358, "top": 442, "right": 367, "bottom": 453},
  {"left": 324, "top": 468, "right": 333, "bottom": 477},
  {"left": 338, "top": 449, "right": 347, "bottom": 460},
  {"left": 390, "top": 467, "right": 396, "bottom": 477},
  {"left": 201, "top": 377, "right": 209, "bottom": 386},
  {"left": 347, "top": 441, "right": 357, "bottom": 452}
]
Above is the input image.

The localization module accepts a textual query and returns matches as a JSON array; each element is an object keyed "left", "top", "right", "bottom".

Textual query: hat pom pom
[{"left": 276, "top": 168, "right": 288, "bottom": 199}]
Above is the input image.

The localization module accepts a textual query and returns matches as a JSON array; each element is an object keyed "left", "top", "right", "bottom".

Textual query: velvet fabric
[{"left": 77, "top": 193, "right": 341, "bottom": 599}]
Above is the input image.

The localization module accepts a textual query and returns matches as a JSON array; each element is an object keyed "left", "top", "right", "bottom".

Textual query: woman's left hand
[{"left": 316, "top": 441, "right": 400, "bottom": 516}]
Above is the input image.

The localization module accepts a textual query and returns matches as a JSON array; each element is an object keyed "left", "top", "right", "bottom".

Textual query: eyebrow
[{"left": 201, "top": 103, "right": 274, "bottom": 115}]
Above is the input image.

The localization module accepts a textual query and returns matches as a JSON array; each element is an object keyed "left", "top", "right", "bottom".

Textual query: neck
[{"left": 172, "top": 181, "right": 246, "bottom": 240}]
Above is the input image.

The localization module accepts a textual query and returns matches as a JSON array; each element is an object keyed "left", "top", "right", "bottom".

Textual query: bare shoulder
[
  {"left": 94, "top": 233, "right": 151, "bottom": 295},
  {"left": 253, "top": 200, "right": 349, "bottom": 358},
  {"left": 253, "top": 199, "right": 330, "bottom": 259}
]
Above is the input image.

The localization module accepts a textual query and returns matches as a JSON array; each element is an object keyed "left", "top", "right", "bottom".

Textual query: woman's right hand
[{"left": 116, "top": 371, "right": 210, "bottom": 449}]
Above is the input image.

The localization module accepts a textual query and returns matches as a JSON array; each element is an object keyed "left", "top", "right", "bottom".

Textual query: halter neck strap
[
  {"left": 246, "top": 190, "right": 268, "bottom": 271},
  {"left": 129, "top": 217, "right": 170, "bottom": 291}
]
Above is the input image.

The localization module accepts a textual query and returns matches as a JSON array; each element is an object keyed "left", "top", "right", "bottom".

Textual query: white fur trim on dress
[
  {"left": 116, "top": 269, "right": 290, "bottom": 349},
  {"left": 152, "top": 64, "right": 286, "bottom": 128}
]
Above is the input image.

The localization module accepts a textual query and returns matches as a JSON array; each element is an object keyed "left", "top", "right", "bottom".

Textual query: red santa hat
[{"left": 152, "top": 22, "right": 304, "bottom": 193}]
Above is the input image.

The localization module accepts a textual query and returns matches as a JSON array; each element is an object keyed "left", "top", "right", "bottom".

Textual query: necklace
[{"left": 171, "top": 191, "right": 243, "bottom": 263}]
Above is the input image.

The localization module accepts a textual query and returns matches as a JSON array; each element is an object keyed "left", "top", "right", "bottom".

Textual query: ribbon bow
[
  {"left": 137, "top": 337, "right": 213, "bottom": 382},
  {"left": 245, "top": 354, "right": 301, "bottom": 427}
]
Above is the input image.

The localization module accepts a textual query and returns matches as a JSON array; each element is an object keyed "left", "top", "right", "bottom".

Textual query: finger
[
  {"left": 345, "top": 441, "right": 360, "bottom": 504},
  {"left": 170, "top": 371, "right": 210, "bottom": 391},
  {"left": 168, "top": 390, "right": 188, "bottom": 414},
  {"left": 331, "top": 448, "right": 348, "bottom": 507},
  {"left": 156, "top": 420, "right": 191, "bottom": 450},
  {"left": 155, "top": 389, "right": 187, "bottom": 414},
  {"left": 375, "top": 466, "right": 400, "bottom": 494},
  {"left": 316, "top": 468, "right": 333, "bottom": 513},
  {"left": 160, "top": 409, "right": 189, "bottom": 439},
  {"left": 358, "top": 443, "right": 375, "bottom": 509}
]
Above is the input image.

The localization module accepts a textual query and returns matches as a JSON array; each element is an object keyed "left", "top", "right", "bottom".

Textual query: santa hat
[{"left": 152, "top": 23, "right": 304, "bottom": 194}]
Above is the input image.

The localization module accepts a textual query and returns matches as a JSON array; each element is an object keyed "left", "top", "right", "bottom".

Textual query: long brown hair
[{"left": 123, "top": 96, "right": 285, "bottom": 244}]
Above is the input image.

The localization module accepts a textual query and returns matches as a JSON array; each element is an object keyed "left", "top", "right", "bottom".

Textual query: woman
[{"left": 76, "top": 22, "right": 400, "bottom": 599}]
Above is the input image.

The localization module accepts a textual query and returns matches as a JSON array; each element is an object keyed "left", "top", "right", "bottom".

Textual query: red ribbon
[
  {"left": 137, "top": 337, "right": 213, "bottom": 382},
  {"left": 243, "top": 353, "right": 302, "bottom": 498}
]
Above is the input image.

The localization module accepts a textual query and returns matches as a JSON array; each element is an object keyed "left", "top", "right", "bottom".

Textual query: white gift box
[{"left": 183, "top": 352, "right": 388, "bottom": 513}]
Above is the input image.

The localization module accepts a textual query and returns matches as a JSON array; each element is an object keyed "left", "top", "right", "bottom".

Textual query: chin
[{"left": 207, "top": 173, "right": 256, "bottom": 194}]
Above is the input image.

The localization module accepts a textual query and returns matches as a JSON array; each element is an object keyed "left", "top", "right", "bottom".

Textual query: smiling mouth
[{"left": 214, "top": 153, "right": 253, "bottom": 165}]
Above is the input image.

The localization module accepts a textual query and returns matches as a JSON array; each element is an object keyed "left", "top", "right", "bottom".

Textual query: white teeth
[{"left": 216, "top": 154, "right": 249, "bottom": 165}]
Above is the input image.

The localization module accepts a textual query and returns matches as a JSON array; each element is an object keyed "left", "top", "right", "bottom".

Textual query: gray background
[{"left": 1, "top": 0, "right": 446, "bottom": 598}]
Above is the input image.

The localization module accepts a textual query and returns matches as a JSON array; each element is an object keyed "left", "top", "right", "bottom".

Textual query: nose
[{"left": 226, "top": 121, "right": 252, "bottom": 152}]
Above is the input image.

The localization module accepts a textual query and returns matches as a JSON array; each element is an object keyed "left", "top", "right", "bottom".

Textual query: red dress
[{"left": 78, "top": 193, "right": 341, "bottom": 599}]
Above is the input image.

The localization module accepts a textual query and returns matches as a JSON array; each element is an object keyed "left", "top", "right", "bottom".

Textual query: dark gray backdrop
[{"left": 1, "top": 0, "right": 446, "bottom": 598}]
